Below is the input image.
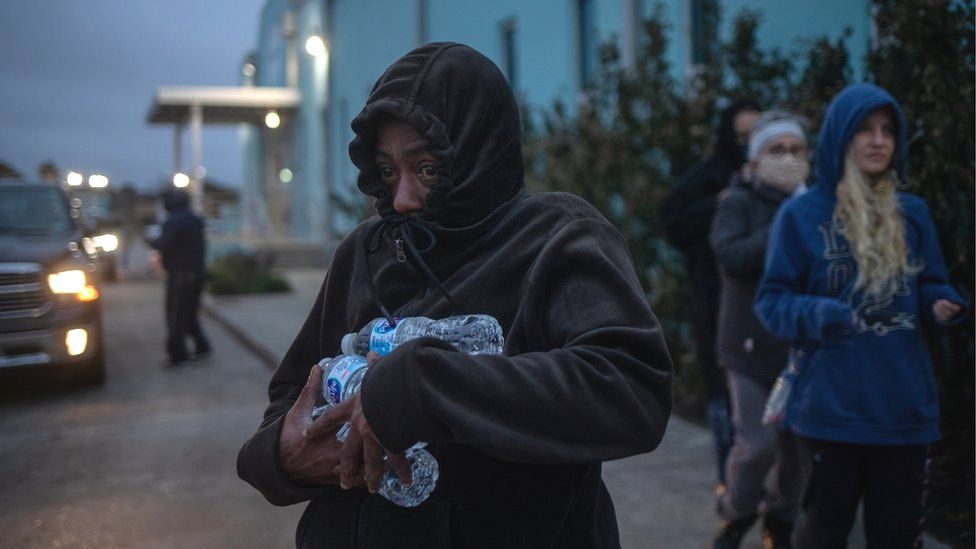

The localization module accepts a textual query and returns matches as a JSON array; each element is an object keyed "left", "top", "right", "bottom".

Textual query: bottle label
[
  {"left": 370, "top": 318, "right": 401, "bottom": 356},
  {"left": 325, "top": 355, "right": 367, "bottom": 405}
]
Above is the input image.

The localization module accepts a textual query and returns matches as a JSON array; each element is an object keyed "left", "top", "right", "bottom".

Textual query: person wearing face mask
[
  {"left": 708, "top": 112, "right": 810, "bottom": 548},
  {"left": 755, "top": 84, "right": 967, "bottom": 547},
  {"left": 661, "top": 99, "right": 761, "bottom": 491}
]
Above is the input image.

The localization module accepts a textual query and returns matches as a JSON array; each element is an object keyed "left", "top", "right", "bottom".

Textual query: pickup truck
[{"left": 0, "top": 180, "right": 105, "bottom": 385}]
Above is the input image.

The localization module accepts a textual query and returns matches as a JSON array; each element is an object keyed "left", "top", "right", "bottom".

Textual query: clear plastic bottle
[
  {"left": 313, "top": 355, "right": 439, "bottom": 507},
  {"left": 341, "top": 314, "right": 505, "bottom": 356}
]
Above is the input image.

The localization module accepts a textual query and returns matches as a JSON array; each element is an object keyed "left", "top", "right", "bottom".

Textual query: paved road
[{"left": 0, "top": 278, "right": 302, "bottom": 548}]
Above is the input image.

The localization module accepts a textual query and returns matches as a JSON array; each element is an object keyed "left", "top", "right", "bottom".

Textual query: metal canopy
[{"left": 146, "top": 86, "right": 300, "bottom": 124}]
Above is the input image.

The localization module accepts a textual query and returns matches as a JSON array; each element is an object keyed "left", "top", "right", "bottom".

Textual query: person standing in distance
[
  {"left": 755, "top": 84, "right": 967, "bottom": 547},
  {"left": 709, "top": 112, "right": 811, "bottom": 547},
  {"left": 149, "top": 189, "right": 210, "bottom": 366},
  {"left": 661, "top": 99, "right": 760, "bottom": 491}
]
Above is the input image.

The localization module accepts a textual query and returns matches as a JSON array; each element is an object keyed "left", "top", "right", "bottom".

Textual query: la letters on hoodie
[
  {"left": 237, "top": 43, "right": 674, "bottom": 549},
  {"left": 754, "top": 84, "right": 966, "bottom": 446}
]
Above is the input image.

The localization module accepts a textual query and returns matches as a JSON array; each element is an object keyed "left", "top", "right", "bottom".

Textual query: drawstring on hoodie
[{"left": 364, "top": 214, "right": 457, "bottom": 326}]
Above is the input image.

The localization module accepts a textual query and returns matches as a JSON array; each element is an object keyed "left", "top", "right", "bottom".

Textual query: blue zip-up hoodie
[{"left": 754, "top": 84, "right": 967, "bottom": 445}]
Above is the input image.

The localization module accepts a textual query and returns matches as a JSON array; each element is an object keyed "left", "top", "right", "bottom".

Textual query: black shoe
[
  {"left": 165, "top": 358, "right": 190, "bottom": 368},
  {"left": 761, "top": 513, "right": 794, "bottom": 549},
  {"left": 192, "top": 349, "right": 212, "bottom": 361},
  {"left": 713, "top": 514, "right": 757, "bottom": 549}
]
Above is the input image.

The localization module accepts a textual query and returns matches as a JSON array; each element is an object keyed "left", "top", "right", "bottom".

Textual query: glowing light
[
  {"left": 93, "top": 234, "right": 119, "bottom": 252},
  {"left": 305, "top": 35, "right": 327, "bottom": 57},
  {"left": 66, "top": 171, "right": 83, "bottom": 186},
  {"left": 77, "top": 286, "right": 99, "bottom": 302},
  {"left": 88, "top": 174, "right": 108, "bottom": 188},
  {"left": 265, "top": 110, "right": 281, "bottom": 129},
  {"left": 242, "top": 62, "right": 256, "bottom": 77},
  {"left": 66, "top": 329, "right": 88, "bottom": 356},
  {"left": 48, "top": 270, "right": 87, "bottom": 294},
  {"left": 173, "top": 172, "right": 190, "bottom": 188},
  {"left": 279, "top": 168, "right": 293, "bottom": 183}
]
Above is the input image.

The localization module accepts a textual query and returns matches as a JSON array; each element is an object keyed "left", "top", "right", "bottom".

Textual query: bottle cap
[{"left": 341, "top": 333, "right": 356, "bottom": 355}]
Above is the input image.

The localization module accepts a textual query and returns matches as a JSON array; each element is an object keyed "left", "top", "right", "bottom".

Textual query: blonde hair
[{"left": 834, "top": 151, "right": 917, "bottom": 298}]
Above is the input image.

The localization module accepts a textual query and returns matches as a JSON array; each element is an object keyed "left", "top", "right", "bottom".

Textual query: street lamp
[
  {"left": 265, "top": 110, "right": 281, "bottom": 129},
  {"left": 66, "top": 171, "right": 83, "bottom": 186},
  {"left": 173, "top": 172, "right": 190, "bottom": 188},
  {"left": 305, "top": 35, "right": 327, "bottom": 57},
  {"left": 88, "top": 174, "right": 108, "bottom": 188},
  {"left": 242, "top": 62, "right": 256, "bottom": 77},
  {"left": 279, "top": 168, "right": 293, "bottom": 183}
]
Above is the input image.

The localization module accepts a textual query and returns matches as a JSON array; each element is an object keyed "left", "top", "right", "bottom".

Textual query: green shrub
[{"left": 207, "top": 250, "right": 291, "bottom": 295}]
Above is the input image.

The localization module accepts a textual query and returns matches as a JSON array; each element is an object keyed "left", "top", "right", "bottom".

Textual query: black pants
[
  {"left": 165, "top": 271, "right": 210, "bottom": 363},
  {"left": 793, "top": 436, "right": 927, "bottom": 549}
]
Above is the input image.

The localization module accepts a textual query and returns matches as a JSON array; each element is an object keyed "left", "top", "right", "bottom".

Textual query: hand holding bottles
[
  {"left": 306, "top": 389, "right": 414, "bottom": 496},
  {"left": 277, "top": 365, "right": 350, "bottom": 487}
]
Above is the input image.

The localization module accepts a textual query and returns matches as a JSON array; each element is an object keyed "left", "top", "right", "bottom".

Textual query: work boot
[
  {"left": 713, "top": 514, "right": 757, "bottom": 549},
  {"left": 761, "top": 513, "right": 794, "bottom": 549}
]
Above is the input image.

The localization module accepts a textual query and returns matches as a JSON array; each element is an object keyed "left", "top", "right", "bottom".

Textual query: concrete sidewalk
[{"left": 204, "top": 269, "right": 947, "bottom": 548}]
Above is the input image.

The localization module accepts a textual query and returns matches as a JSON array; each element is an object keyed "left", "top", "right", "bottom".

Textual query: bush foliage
[{"left": 207, "top": 250, "right": 291, "bottom": 295}]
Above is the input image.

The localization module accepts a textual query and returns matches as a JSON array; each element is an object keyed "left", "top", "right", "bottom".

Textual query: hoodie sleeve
[
  {"left": 709, "top": 189, "right": 769, "bottom": 277},
  {"left": 361, "top": 218, "right": 674, "bottom": 464},
  {"left": 149, "top": 217, "right": 180, "bottom": 253},
  {"left": 237, "top": 278, "right": 334, "bottom": 506},
  {"left": 754, "top": 206, "right": 855, "bottom": 341},
  {"left": 912, "top": 200, "right": 968, "bottom": 325}
]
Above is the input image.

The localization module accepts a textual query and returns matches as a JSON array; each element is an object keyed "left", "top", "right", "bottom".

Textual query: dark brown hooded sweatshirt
[{"left": 237, "top": 43, "right": 673, "bottom": 549}]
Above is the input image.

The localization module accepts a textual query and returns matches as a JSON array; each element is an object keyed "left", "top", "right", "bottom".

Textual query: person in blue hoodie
[{"left": 754, "top": 83, "right": 967, "bottom": 547}]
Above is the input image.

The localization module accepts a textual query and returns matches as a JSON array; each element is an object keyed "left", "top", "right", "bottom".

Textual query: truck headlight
[
  {"left": 48, "top": 270, "right": 87, "bottom": 294},
  {"left": 93, "top": 234, "right": 119, "bottom": 252}
]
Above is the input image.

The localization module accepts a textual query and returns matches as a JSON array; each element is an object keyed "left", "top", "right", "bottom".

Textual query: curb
[{"left": 201, "top": 294, "right": 280, "bottom": 370}]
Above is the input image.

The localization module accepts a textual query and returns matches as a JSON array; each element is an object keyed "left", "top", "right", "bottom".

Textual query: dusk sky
[{"left": 0, "top": 1, "right": 267, "bottom": 191}]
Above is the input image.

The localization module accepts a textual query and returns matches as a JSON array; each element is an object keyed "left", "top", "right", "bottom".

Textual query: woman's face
[
  {"left": 850, "top": 109, "right": 896, "bottom": 177},
  {"left": 374, "top": 119, "right": 438, "bottom": 215}
]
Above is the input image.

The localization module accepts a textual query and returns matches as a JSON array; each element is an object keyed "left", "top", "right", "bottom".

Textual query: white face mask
[{"left": 756, "top": 154, "right": 809, "bottom": 193}]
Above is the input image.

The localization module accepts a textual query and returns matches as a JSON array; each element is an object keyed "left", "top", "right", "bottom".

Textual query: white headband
[{"left": 748, "top": 119, "right": 806, "bottom": 161}]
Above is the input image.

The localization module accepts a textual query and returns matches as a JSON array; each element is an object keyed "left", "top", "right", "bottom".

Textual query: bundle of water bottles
[{"left": 313, "top": 314, "right": 504, "bottom": 507}]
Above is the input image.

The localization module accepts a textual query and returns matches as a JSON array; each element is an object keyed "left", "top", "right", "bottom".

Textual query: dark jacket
[
  {"left": 709, "top": 175, "right": 792, "bottom": 386},
  {"left": 755, "top": 83, "right": 967, "bottom": 445},
  {"left": 237, "top": 43, "right": 674, "bottom": 549},
  {"left": 149, "top": 191, "right": 205, "bottom": 273}
]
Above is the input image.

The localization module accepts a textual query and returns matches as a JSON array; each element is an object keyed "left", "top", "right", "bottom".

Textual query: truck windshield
[{"left": 0, "top": 186, "right": 73, "bottom": 235}]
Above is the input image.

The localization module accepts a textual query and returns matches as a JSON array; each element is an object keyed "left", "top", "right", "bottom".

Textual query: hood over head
[
  {"left": 162, "top": 189, "right": 190, "bottom": 212},
  {"left": 814, "top": 83, "right": 908, "bottom": 197},
  {"left": 713, "top": 98, "right": 761, "bottom": 177},
  {"left": 349, "top": 42, "right": 525, "bottom": 228}
]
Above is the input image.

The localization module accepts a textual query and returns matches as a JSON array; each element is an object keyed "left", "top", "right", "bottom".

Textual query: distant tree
[
  {"left": 0, "top": 161, "right": 22, "bottom": 179},
  {"left": 524, "top": 6, "right": 852, "bottom": 417},
  {"left": 37, "top": 161, "right": 60, "bottom": 183},
  {"left": 868, "top": 0, "right": 975, "bottom": 544}
]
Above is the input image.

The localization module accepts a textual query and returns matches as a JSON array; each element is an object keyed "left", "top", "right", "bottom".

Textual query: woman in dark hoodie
[
  {"left": 709, "top": 112, "right": 810, "bottom": 547},
  {"left": 237, "top": 43, "right": 673, "bottom": 548},
  {"left": 755, "top": 84, "right": 966, "bottom": 547}
]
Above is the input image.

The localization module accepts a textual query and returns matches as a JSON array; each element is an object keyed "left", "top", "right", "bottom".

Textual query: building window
[
  {"left": 689, "top": 0, "right": 717, "bottom": 66},
  {"left": 577, "top": 0, "right": 597, "bottom": 89},
  {"left": 416, "top": 0, "right": 428, "bottom": 45},
  {"left": 500, "top": 17, "right": 518, "bottom": 89}
]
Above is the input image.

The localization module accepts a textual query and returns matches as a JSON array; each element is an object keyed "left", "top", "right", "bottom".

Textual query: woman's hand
[
  {"left": 304, "top": 352, "right": 412, "bottom": 493},
  {"left": 277, "top": 365, "right": 347, "bottom": 486},
  {"left": 933, "top": 299, "right": 963, "bottom": 324}
]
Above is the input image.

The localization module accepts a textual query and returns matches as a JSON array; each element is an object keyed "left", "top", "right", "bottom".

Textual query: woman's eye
[
  {"left": 419, "top": 165, "right": 436, "bottom": 179},
  {"left": 379, "top": 166, "right": 395, "bottom": 179}
]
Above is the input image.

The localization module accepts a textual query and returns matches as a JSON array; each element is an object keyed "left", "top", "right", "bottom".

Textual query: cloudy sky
[{"left": 0, "top": 1, "right": 266, "bottom": 190}]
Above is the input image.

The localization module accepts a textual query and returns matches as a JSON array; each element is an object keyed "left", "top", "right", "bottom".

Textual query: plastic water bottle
[
  {"left": 761, "top": 349, "right": 803, "bottom": 425},
  {"left": 313, "top": 355, "right": 439, "bottom": 507},
  {"left": 341, "top": 314, "right": 504, "bottom": 356}
]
